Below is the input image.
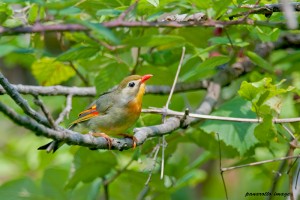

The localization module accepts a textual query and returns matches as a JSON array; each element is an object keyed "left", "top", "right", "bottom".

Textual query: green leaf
[
  {"left": 245, "top": 51, "right": 273, "bottom": 71},
  {"left": 147, "top": 0, "right": 159, "bottom": 7},
  {"left": 96, "top": 9, "right": 122, "bottom": 17},
  {"left": 174, "top": 169, "right": 206, "bottom": 188},
  {"left": 0, "top": 2, "right": 13, "bottom": 24},
  {"left": 254, "top": 114, "right": 276, "bottom": 142},
  {"left": 2, "top": 18, "right": 23, "bottom": 27},
  {"left": 213, "top": 0, "right": 231, "bottom": 19},
  {"left": 31, "top": 57, "right": 75, "bottom": 86},
  {"left": 66, "top": 148, "right": 117, "bottom": 189},
  {"left": 94, "top": 62, "right": 130, "bottom": 95},
  {"left": 200, "top": 97, "right": 259, "bottom": 156},
  {"left": 0, "top": 44, "right": 17, "bottom": 57},
  {"left": 200, "top": 55, "right": 229, "bottom": 68},
  {"left": 81, "top": 21, "right": 120, "bottom": 44},
  {"left": 181, "top": 55, "right": 229, "bottom": 81},
  {"left": 125, "top": 35, "right": 185, "bottom": 47},
  {"left": 0, "top": 177, "right": 41, "bottom": 199},
  {"left": 57, "top": 46, "right": 100, "bottom": 61},
  {"left": 140, "top": 48, "right": 180, "bottom": 66},
  {"left": 28, "top": 4, "right": 39, "bottom": 24},
  {"left": 41, "top": 168, "right": 69, "bottom": 199},
  {"left": 238, "top": 81, "right": 260, "bottom": 101}
]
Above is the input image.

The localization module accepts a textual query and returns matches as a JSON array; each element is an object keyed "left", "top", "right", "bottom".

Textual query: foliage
[{"left": 0, "top": 0, "right": 299, "bottom": 199}]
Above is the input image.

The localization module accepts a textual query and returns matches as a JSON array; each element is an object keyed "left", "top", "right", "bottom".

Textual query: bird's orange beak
[{"left": 141, "top": 74, "right": 153, "bottom": 83}]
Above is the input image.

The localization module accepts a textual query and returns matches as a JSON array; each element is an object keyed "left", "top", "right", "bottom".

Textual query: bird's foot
[
  {"left": 118, "top": 133, "right": 137, "bottom": 149},
  {"left": 92, "top": 132, "right": 112, "bottom": 149}
]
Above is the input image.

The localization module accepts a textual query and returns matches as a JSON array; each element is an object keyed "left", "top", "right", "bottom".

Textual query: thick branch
[{"left": 0, "top": 100, "right": 180, "bottom": 150}]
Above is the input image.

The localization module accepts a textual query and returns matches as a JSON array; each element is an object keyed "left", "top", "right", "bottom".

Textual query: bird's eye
[{"left": 128, "top": 82, "right": 135, "bottom": 88}]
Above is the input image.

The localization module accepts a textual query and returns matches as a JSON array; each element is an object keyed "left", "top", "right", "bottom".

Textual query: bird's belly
[{"left": 88, "top": 107, "right": 140, "bottom": 135}]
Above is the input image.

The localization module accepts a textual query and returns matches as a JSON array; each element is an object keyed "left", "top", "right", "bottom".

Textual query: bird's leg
[
  {"left": 118, "top": 133, "right": 137, "bottom": 149},
  {"left": 92, "top": 132, "right": 112, "bottom": 149}
]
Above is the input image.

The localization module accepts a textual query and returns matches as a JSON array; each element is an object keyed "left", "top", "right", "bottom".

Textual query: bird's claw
[
  {"left": 92, "top": 132, "right": 112, "bottom": 149},
  {"left": 118, "top": 133, "right": 137, "bottom": 149}
]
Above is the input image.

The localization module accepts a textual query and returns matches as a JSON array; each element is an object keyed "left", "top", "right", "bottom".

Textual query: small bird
[{"left": 38, "top": 74, "right": 153, "bottom": 153}]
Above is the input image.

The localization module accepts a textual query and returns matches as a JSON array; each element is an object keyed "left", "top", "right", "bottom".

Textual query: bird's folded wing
[{"left": 69, "top": 104, "right": 99, "bottom": 125}]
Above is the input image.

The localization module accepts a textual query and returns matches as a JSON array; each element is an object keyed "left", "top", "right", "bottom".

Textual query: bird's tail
[{"left": 37, "top": 140, "right": 61, "bottom": 153}]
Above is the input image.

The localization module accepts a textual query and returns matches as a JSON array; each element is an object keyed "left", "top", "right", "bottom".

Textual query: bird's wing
[
  {"left": 69, "top": 91, "right": 115, "bottom": 127},
  {"left": 70, "top": 104, "right": 99, "bottom": 125}
]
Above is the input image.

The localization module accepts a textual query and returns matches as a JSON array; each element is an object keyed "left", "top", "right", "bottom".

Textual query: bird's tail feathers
[{"left": 37, "top": 141, "right": 61, "bottom": 153}]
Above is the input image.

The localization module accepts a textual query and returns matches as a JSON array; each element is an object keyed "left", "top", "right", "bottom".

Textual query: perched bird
[{"left": 38, "top": 74, "right": 153, "bottom": 153}]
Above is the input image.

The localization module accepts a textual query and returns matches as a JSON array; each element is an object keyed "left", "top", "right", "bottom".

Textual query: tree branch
[
  {"left": 0, "top": 81, "right": 208, "bottom": 96},
  {"left": 143, "top": 108, "right": 300, "bottom": 123},
  {"left": 228, "top": 2, "right": 300, "bottom": 19},
  {"left": 0, "top": 19, "right": 287, "bottom": 36},
  {"left": 221, "top": 155, "right": 300, "bottom": 172},
  {"left": 0, "top": 72, "right": 50, "bottom": 127}
]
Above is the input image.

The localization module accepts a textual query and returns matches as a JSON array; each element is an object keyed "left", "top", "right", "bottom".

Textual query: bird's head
[{"left": 117, "top": 74, "right": 152, "bottom": 103}]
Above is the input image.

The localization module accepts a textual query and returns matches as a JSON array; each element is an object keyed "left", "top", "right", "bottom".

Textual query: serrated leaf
[
  {"left": 200, "top": 97, "right": 259, "bottom": 156},
  {"left": 66, "top": 148, "right": 117, "bottom": 189},
  {"left": 57, "top": 46, "right": 100, "bottom": 61},
  {"left": 94, "top": 63, "right": 130, "bottom": 95},
  {"left": 238, "top": 80, "right": 261, "bottom": 101},
  {"left": 246, "top": 51, "right": 272, "bottom": 71},
  {"left": 254, "top": 114, "right": 276, "bottom": 142},
  {"left": 32, "top": 57, "right": 75, "bottom": 86},
  {"left": 81, "top": 21, "right": 120, "bottom": 44}
]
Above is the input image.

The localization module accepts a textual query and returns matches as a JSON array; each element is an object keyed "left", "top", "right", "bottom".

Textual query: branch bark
[{"left": 0, "top": 81, "right": 208, "bottom": 96}]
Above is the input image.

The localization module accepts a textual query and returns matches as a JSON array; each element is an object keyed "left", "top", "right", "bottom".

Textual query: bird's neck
[{"left": 127, "top": 83, "right": 145, "bottom": 113}]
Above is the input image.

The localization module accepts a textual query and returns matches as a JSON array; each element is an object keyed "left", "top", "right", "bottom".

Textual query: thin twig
[
  {"left": 217, "top": 133, "right": 228, "bottom": 200},
  {"left": 295, "top": 164, "right": 300, "bottom": 189},
  {"left": 222, "top": 155, "right": 300, "bottom": 172},
  {"left": 33, "top": 95, "right": 57, "bottom": 129},
  {"left": 69, "top": 62, "right": 89, "bottom": 86},
  {"left": 143, "top": 107, "right": 300, "bottom": 124},
  {"left": 55, "top": 94, "right": 73, "bottom": 125},
  {"left": 117, "top": 0, "right": 139, "bottom": 21},
  {"left": 165, "top": 47, "right": 186, "bottom": 109},
  {"left": 282, "top": 124, "right": 296, "bottom": 139},
  {"left": 267, "top": 149, "right": 289, "bottom": 200},
  {"left": 145, "top": 144, "right": 160, "bottom": 185},
  {"left": 103, "top": 157, "right": 134, "bottom": 185},
  {"left": 160, "top": 46, "right": 186, "bottom": 179}
]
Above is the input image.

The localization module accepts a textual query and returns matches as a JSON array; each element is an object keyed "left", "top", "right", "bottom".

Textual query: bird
[{"left": 38, "top": 74, "right": 153, "bottom": 153}]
